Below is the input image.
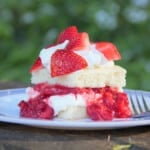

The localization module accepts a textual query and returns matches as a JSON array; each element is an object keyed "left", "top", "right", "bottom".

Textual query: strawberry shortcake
[{"left": 19, "top": 26, "right": 131, "bottom": 121}]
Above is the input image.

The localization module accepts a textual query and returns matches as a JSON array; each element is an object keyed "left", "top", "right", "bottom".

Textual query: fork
[{"left": 127, "top": 90, "right": 150, "bottom": 118}]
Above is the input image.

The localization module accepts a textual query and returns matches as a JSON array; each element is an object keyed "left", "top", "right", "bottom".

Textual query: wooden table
[{"left": 0, "top": 82, "right": 150, "bottom": 150}]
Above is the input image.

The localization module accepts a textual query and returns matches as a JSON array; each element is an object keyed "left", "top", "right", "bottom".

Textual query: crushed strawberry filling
[{"left": 19, "top": 83, "right": 131, "bottom": 120}]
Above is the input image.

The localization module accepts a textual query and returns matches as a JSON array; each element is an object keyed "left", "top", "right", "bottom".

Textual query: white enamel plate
[{"left": 0, "top": 88, "right": 150, "bottom": 130}]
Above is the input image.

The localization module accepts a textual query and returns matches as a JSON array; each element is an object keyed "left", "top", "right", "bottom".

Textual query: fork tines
[{"left": 127, "top": 90, "right": 150, "bottom": 115}]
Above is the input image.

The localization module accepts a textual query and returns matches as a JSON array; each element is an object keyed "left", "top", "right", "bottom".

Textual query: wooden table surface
[{"left": 0, "top": 82, "right": 150, "bottom": 150}]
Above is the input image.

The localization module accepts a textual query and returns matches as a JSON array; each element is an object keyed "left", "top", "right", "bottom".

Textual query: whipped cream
[
  {"left": 25, "top": 87, "right": 86, "bottom": 116},
  {"left": 39, "top": 40, "right": 114, "bottom": 74},
  {"left": 75, "top": 44, "right": 114, "bottom": 67},
  {"left": 48, "top": 94, "right": 86, "bottom": 115}
]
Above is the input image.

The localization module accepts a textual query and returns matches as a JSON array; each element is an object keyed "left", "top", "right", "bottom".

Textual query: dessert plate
[{"left": 0, "top": 88, "right": 150, "bottom": 130}]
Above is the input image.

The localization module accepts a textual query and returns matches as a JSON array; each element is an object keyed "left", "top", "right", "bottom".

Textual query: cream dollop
[
  {"left": 48, "top": 94, "right": 86, "bottom": 115},
  {"left": 75, "top": 44, "right": 114, "bottom": 67},
  {"left": 39, "top": 40, "right": 114, "bottom": 74}
]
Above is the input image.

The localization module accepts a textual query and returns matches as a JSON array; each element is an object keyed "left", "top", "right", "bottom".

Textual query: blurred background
[{"left": 0, "top": 0, "right": 150, "bottom": 90}]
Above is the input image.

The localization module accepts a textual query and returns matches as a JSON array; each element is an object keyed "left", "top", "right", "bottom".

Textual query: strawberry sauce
[{"left": 19, "top": 83, "right": 131, "bottom": 121}]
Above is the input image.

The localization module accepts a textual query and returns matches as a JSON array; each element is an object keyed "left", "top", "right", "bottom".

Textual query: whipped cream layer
[
  {"left": 26, "top": 87, "right": 87, "bottom": 118},
  {"left": 39, "top": 40, "right": 114, "bottom": 75},
  {"left": 48, "top": 94, "right": 86, "bottom": 116}
]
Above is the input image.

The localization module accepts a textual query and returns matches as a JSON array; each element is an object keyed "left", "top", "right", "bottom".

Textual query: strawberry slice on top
[
  {"left": 51, "top": 50, "right": 88, "bottom": 77},
  {"left": 57, "top": 26, "right": 78, "bottom": 43},
  {"left": 30, "top": 57, "right": 44, "bottom": 73},
  {"left": 30, "top": 26, "right": 122, "bottom": 76},
  {"left": 66, "top": 32, "right": 90, "bottom": 51},
  {"left": 57, "top": 26, "right": 90, "bottom": 51},
  {"left": 95, "top": 42, "right": 121, "bottom": 61}
]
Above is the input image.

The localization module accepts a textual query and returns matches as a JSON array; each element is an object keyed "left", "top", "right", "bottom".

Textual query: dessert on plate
[{"left": 19, "top": 26, "right": 131, "bottom": 121}]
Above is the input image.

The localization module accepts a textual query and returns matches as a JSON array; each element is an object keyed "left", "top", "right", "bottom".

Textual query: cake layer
[
  {"left": 57, "top": 106, "right": 87, "bottom": 120},
  {"left": 31, "top": 65, "right": 126, "bottom": 88}
]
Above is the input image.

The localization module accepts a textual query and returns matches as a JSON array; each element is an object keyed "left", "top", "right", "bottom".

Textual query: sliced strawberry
[
  {"left": 87, "top": 101, "right": 113, "bottom": 121},
  {"left": 19, "top": 98, "right": 54, "bottom": 119},
  {"left": 30, "top": 57, "right": 44, "bottom": 73},
  {"left": 66, "top": 32, "right": 90, "bottom": 51},
  {"left": 51, "top": 50, "right": 88, "bottom": 77},
  {"left": 57, "top": 26, "right": 78, "bottom": 43},
  {"left": 95, "top": 42, "right": 121, "bottom": 61},
  {"left": 103, "top": 92, "right": 115, "bottom": 109},
  {"left": 57, "top": 26, "right": 90, "bottom": 51},
  {"left": 114, "top": 93, "right": 132, "bottom": 118}
]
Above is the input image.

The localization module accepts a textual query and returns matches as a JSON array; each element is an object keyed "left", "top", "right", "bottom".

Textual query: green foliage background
[{"left": 0, "top": 0, "right": 150, "bottom": 90}]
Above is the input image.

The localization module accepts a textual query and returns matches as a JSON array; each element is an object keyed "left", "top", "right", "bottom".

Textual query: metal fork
[{"left": 126, "top": 90, "right": 150, "bottom": 118}]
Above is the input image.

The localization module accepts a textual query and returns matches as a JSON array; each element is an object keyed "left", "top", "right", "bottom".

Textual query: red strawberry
[
  {"left": 19, "top": 99, "right": 54, "bottom": 119},
  {"left": 95, "top": 42, "right": 121, "bottom": 61},
  {"left": 39, "top": 104, "right": 54, "bottom": 119},
  {"left": 51, "top": 50, "right": 88, "bottom": 77},
  {"left": 103, "top": 92, "right": 115, "bottom": 109},
  {"left": 57, "top": 26, "right": 90, "bottom": 51},
  {"left": 114, "top": 93, "right": 132, "bottom": 118},
  {"left": 87, "top": 101, "right": 113, "bottom": 121},
  {"left": 57, "top": 26, "right": 78, "bottom": 43},
  {"left": 30, "top": 57, "right": 44, "bottom": 73},
  {"left": 66, "top": 32, "right": 90, "bottom": 51}
]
